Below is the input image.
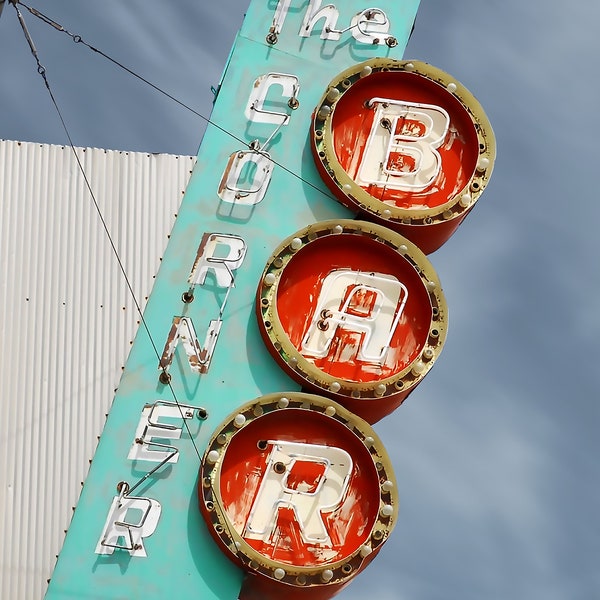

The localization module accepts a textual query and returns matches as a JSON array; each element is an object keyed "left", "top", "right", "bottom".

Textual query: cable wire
[
  {"left": 12, "top": 1, "right": 202, "bottom": 461},
  {"left": 16, "top": 0, "right": 338, "bottom": 204}
]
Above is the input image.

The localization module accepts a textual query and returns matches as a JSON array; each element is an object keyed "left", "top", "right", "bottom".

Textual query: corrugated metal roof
[{"left": 0, "top": 139, "right": 195, "bottom": 600}]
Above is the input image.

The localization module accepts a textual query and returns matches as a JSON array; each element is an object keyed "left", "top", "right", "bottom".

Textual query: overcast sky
[{"left": 1, "top": 1, "right": 599, "bottom": 599}]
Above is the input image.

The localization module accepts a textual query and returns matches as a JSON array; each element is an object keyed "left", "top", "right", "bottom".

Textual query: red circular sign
[
  {"left": 199, "top": 392, "right": 397, "bottom": 595},
  {"left": 312, "top": 59, "right": 495, "bottom": 253},
  {"left": 256, "top": 220, "right": 447, "bottom": 423}
]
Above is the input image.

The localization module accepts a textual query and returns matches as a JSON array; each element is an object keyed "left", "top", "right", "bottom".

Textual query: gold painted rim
[
  {"left": 312, "top": 58, "right": 496, "bottom": 225},
  {"left": 257, "top": 219, "right": 448, "bottom": 402}
]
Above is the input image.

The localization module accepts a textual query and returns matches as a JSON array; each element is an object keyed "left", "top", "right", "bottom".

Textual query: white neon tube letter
[
  {"left": 243, "top": 441, "right": 352, "bottom": 546},
  {"left": 302, "top": 269, "right": 408, "bottom": 364}
]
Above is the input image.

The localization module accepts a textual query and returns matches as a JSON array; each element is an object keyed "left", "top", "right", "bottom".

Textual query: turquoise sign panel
[{"left": 46, "top": 1, "right": 420, "bottom": 598}]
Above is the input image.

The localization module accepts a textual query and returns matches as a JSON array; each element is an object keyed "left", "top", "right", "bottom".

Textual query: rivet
[
  {"left": 380, "top": 504, "right": 394, "bottom": 517},
  {"left": 459, "top": 193, "right": 471, "bottom": 208},
  {"left": 264, "top": 273, "right": 276, "bottom": 286},
  {"left": 325, "top": 406, "right": 336, "bottom": 416},
  {"left": 381, "top": 480, "right": 394, "bottom": 493},
  {"left": 332, "top": 224, "right": 343, "bottom": 234},
  {"left": 329, "top": 381, "right": 341, "bottom": 393},
  {"left": 412, "top": 360, "right": 426, "bottom": 376},
  {"left": 375, "top": 383, "right": 386, "bottom": 397},
  {"left": 278, "top": 397, "right": 290, "bottom": 408},
  {"left": 447, "top": 82, "right": 457, "bottom": 93},
  {"left": 207, "top": 450, "right": 220, "bottom": 464},
  {"left": 233, "top": 414, "right": 246, "bottom": 428},
  {"left": 382, "top": 209, "right": 392, "bottom": 219},
  {"left": 274, "top": 568, "right": 286, "bottom": 580},
  {"left": 326, "top": 88, "right": 341, "bottom": 102},
  {"left": 359, "top": 544, "right": 373, "bottom": 557},
  {"left": 321, "top": 569, "right": 334, "bottom": 582},
  {"left": 360, "top": 65, "right": 372, "bottom": 78},
  {"left": 290, "top": 237, "right": 303, "bottom": 251},
  {"left": 477, "top": 157, "right": 490, "bottom": 171},
  {"left": 317, "top": 105, "right": 331, "bottom": 120}
]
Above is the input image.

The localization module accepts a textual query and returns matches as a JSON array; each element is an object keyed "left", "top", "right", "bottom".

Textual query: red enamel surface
[
  {"left": 218, "top": 409, "right": 381, "bottom": 567},
  {"left": 286, "top": 461, "right": 327, "bottom": 493},
  {"left": 331, "top": 71, "right": 478, "bottom": 209},
  {"left": 275, "top": 234, "right": 432, "bottom": 383}
]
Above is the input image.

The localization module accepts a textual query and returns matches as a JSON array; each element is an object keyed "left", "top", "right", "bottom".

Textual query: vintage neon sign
[
  {"left": 199, "top": 392, "right": 397, "bottom": 596},
  {"left": 311, "top": 58, "right": 496, "bottom": 253},
  {"left": 46, "top": 2, "right": 499, "bottom": 599},
  {"left": 256, "top": 219, "right": 447, "bottom": 424}
]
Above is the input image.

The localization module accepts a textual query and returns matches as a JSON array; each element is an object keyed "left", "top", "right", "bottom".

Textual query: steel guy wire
[{"left": 12, "top": 0, "right": 203, "bottom": 462}]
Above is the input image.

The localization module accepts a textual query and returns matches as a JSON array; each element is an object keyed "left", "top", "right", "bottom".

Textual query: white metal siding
[{"left": 0, "top": 139, "right": 194, "bottom": 599}]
